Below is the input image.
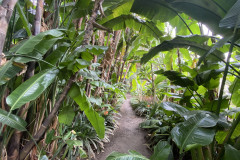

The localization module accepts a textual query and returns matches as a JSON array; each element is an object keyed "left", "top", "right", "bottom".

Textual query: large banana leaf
[
  {"left": 106, "top": 150, "right": 149, "bottom": 160},
  {"left": 155, "top": 70, "right": 197, "bottom": 89},
  {"left": 170, "top": 0, "right": 226, "bottom": 34},
  {"left": 100, "top": 0, "right": 134, "bottom": 24},
  {"left": 171, "top": 113, "right": 217, "bottom": 153},
  {"left": 102, "top": 15, "right": 163, "bottom": 40},
  {"left": 6, "top": 68, "right": 59, "bottom": 110},
  {"left": 130, "top": 0, "right": 177, "bottom": 22},
  {"left": 68, "top": 84, "right": 105, "bottom": 139},
  {"left": 223, "top": 144, "right": 240, "bottom": 160},
  {"left": 150, "top": 141, "right": 173, "bottom": 160},
  {"left": 0, "top": 108, "right": 27, "bottom": 131},
  {"left": 11, "top": 29, "right": 65, "bottom": 63},
  {"left": 141, "top": 35, "right": 224, "bottom": 64},
  {"left": 160, "top": 102, "right": 189, "bottom": 118},
  {"left": 219, "top": 0, "right": 240, "bottom": 28}
]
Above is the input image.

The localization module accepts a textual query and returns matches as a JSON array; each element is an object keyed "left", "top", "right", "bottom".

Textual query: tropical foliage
[{"left": 0, "top": 0, "right": 240, "bottom": 159}]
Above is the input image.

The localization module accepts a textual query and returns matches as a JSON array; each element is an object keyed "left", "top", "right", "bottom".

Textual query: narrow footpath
[{"left": 95, "top": 94, "right": 152, "bottom": 160}]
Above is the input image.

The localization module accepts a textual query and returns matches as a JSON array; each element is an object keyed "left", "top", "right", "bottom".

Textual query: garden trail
[{"left": 95, "top": 94, "right": 152, "bottom": 160}]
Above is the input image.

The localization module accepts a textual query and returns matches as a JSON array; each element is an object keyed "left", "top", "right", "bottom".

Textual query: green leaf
[
  {"left": 150, "top": 141, "right": 173, "bottom": 160},
  {"left": 170, "top": 0, "right": 233, "bottom": 34},
  {"left": 160, "top": 102, "right": 189, "bottom": 118},
  {"left": 0, "top": 60, "right": 24, "bottom": 85},
  {"left": 140, "top": 119, "right": 162, "bottom": 129},
  {"left": 6, "top": 69, "right": 59, "bottom": 110},
  {"left": 130, "top": 0, "right": 177, "bottom": 22},
  {"left": 229, "top": 78, "right": 240, "bottom": 106},
  {"left": 0, "top": 108, "right": 27, "bottom": 131},
  {"left": 66, "top": 139, "right": 83, "bottom": 148},
  {"left": 224, "top": 144, "right": 240, "bottom": 160},
  {"left": 171, "top": 113, "right": 217, "bottom": 153},
  {"left": 155, "top": 70, "right": 197, "bottom": 89},
  {"left": 154, "top": 75, "right": 166, "bottom": 85},
  {"left": 216, "top": 123, "right": 240, "bottom": 144},
  {"left": 45, "top": 130, "right": 55, "bottom": 144},
  {"left": 58, "top": 105, "right": 75, "bottom": 125},
  {"left": 219, "top": 0, "right": 240, "bottom": 28},
  {"left": 141, "top": 35, "right": 224, "bottom": 64},
  {"left": 12, "top": 29, "right": 65, "bottom": 63},
  {"left": 102, "top": 14, "right": 163, "bottom": 40},
  {"left": 106, "top": 150, "right": 149, "bottom": 160},
  {"left": 68, "top": 84, "right": 105, "bottom": 138},
  {"left": 195, "top": 68, "right": 224, "bottom": 86}
]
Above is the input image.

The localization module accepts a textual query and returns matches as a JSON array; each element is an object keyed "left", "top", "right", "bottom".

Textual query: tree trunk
[
  {"left": 0, "top": 0, "right": 18, "bottom": 65},
  {"left": 19, "top": 1, "right": 103, "bottom": 159},
  {"left": 151, "top": 63, "right": 155, "bottom": 102}
]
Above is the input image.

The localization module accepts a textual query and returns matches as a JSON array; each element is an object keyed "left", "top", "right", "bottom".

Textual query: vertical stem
[{"left": 216, "top": 35, "right": 237, "bottom": 115}]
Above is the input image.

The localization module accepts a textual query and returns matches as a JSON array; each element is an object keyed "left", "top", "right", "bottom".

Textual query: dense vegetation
[{"left": 0, "top": 0, "right": 240, "bottom": 159}]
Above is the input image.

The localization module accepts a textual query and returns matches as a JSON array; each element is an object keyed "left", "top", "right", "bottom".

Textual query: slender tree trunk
[
  {"left": 151, "top": 63, "right": 155, "bottom": 102},
  {"left": 0, "top": 0, "right": 18, "bottom": 64},
  {"left": 19, "top": 1, "right": 103, "bottom": 159}
]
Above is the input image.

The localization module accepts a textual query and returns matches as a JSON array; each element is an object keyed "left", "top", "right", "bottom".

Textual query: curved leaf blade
[
  {"left": 141, "top": 35, "right": 224, "bottom": 64},
  {"left": 102, "top": 14, "right": 163, "bottom": 39},
  {"left": 0, "top": 108, "right": 27, "bottom": 131},
  {"left": 6, "top": 69, "right": 59, "bottom": 110},
  {"left": 224, "top": 144, "right": 240, "bottom": 160},
  {"left": 68, "top": 84, "right": 105, "bottom": 139},
  {"left": 150, "top": 141, "right": 173, "bottom": 160},
  {"left": 171, "top": 113, "right": 217, "bottom": 153},
  {"left": 106, "top": 150, "right": 149, "bottom": 160}
]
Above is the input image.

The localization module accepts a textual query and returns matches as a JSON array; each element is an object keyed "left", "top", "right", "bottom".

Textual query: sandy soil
[{"left": 94, "top": 94, "right": 152, "bottom": 160}]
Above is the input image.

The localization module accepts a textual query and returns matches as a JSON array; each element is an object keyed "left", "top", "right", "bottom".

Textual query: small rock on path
[{"left": 95, "top": 94, "right": 152, "bottom": 160}]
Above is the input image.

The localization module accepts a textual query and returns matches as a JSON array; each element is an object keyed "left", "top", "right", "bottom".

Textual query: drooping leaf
[
  {"left": 0, "top": 108, "right": 27, "bottom": 131},
  {"left": 106, "top": 150, "right": 149, "bottom": 160},
  {"left": 100, "top": 0, "right": 134, "bottom": 24},
  {"left": 155, "top": 70, "right": 197, "bottom": 90},
  {"left": 195, "top": 68, "right": 224, "bottom": 86},
  {"left": 150, "top": 141, "right": 173, "bottom": 160},
  {"left": 154, "top": 75, "right": 166, "bottom": 85},
  {"left": 58, "top": 105, "right": 75, "bottom": 125},
  {"left": 68, "top": 84, "right": 105, "bottom": 138},
  {"left": 223, "top": 144, "right": 240, "bottom": 160},
  {"left": 102, "top": 14, "right": 163, "bottom": 40},
  {"left": 171, "top": 113, "right": 217, "bottom": 153},
  {"left": 219, "top": 0, "right": 240, "bottom": 28},
  {"left": 141, "top": 35, "right": 224, "bottom": 64},
  {"left": 11, "top": 29, "right": 65, "bottom": 63},
  {"left": 160, "top": 102, "right": 189, "bottom": 118},
  {"left": 170, "top": 0, "right": 234, "bottom": 34},
  {"left": 130, "top": 0, "right": 177, "bottom": 22},
  {"left": 6, "top": 69, "right": 59, "bottom": 110}
]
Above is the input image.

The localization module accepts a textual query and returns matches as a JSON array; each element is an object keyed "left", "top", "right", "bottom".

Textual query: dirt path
[{"left": 95, "top": 94, "right": 152, "bottom": 160}]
